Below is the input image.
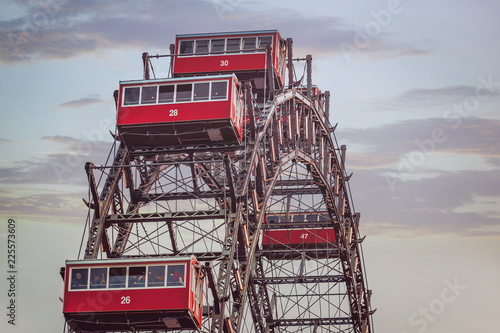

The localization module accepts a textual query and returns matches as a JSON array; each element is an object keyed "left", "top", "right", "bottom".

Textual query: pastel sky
[{"left": 0, "top": 0, "right": 499, "bottom": 332}]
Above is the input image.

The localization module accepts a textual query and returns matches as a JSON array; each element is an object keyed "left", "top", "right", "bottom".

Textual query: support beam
[
  {"left": 142, "top": 52, "right": 150, "bottom": 80},
  {"left": 166, "top": 220, "right": 179, "bottom": 255},
  {"left": 224, "top": 155, "right": 237, "bottom": 212},
  {"left": 267, "top": 44, "right": 275, "bottom": 100},
  {"left": 324, "top": 90, "right": 331, "bottom": 124},
  {"left": 139, "top": 191, "right": 225, "bottom": 202},
  {"left": 84, "top": 143, "right": 129, "bottom": 259},
  {"left": 306, "top": 54, "right": 312, "bottom": 99},
  {"left": 253, "top": 275, "right": 345, "bottom": 285},
  {"left": 246, "top": 82, "right": 256, "bottom": 140},
  {"left": 106, "top": 210, "right": 229, "bottom": 224},
  {"left": 268, "top": 317, "right": 353, "bottom": 327},
  {"left": 205, "top": 262, "right": 221, "bottom": 314},
  {"left": 287, "top": 38, "right": 293, "bottom": 89},
  {"left": 85, "top": 162, "right": 100, "bottom": 218}
]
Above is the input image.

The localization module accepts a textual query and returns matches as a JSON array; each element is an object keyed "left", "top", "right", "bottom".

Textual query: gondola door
[{"left": 189, "top": 259, "right": 204, "bottom": 327}]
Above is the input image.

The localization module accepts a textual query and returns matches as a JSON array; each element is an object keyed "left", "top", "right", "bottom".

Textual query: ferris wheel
[{"left": 60, "top": 30, "right": 375, "bottom": 333}]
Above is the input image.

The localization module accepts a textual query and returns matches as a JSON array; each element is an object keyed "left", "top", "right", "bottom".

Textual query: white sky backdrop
[{"left": 0, "top": 0, "right": 499, "bottom": 332}]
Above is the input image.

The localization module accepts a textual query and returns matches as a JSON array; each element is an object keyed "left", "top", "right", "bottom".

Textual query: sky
[{"left": 0, "top": 0, "right": 499, "bottom": 332}]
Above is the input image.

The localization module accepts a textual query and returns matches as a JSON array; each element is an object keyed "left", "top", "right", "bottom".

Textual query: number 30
[{"left": 220, "top": 60, "right": 228, "bottom": 66}]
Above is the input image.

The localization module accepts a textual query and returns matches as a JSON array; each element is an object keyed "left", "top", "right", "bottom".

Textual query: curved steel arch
[
  {"left": 236, "top": 149, "right": 337, "bottom": 333},
  {"left": 72, "top": 83, "right": 373, "bottom": 333},
  {"left": 218, "top": 89, "right": 373, "bottom": 333}
]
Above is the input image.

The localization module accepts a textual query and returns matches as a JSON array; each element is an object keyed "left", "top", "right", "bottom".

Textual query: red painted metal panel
[
  {"left": 173, "top": 53, "right": 267, "bottom": 75},
  {"left": 116, "top": 76, "right": 234, "bottom": 126},
  {"left": 172, "top": 31, "right": 285, "bottom": 86},
  {"left": 190, "top": 257, "right": 203, "bottom": 325},
  {"left": 117, "top": 99, "right": 231, "bottom": 126},
  {"left": 115, "top": 76, "right": 244, "bottom": 146},
  {"left": 63, "top": 259, "right": 194, "bottom": 314},
  {"left": 63, "top": 287, "right": 190, "bottom": 313},
  {"left": 262, "top": 228, "right": 336, "bottom": 247}
]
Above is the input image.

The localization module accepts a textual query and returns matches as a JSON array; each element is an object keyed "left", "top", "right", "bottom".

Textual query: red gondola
[
  {"left": 262, "top": 212, "right": 336, "bottom": 251},
  {"left": 116, "top": 74, "right": 244, "bottom": 148},
  {"left": 172, "top": 30, "right": 286, "bottom": 93},
  {"left": 261, "top": 228, "right": 336, "bottom": 249},
  {"left": 62, "top": 256, "right": 203, "bottom": 332}
]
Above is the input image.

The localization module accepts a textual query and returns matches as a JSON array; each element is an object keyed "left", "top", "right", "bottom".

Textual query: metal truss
[{"left": 71, "top": 44, "right": 374, "bottom": 333}]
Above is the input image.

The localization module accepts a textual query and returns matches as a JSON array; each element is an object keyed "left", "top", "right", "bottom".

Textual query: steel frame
[{"left": 66, "top": 37, "right": 374, "bottom": 333}]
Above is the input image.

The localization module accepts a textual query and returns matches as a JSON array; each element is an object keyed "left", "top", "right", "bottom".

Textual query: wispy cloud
[
  {"left": 353, "top": 84, "right": 500, "bottom": 117},
  {"left": 0, "top": 188, "right": 87, "bottom": 224},
  {"left": 351, "top": 167, "right": 500, "bottom": 237},
  {"left": 0, "top": 0, "right": 221, "bottom": 63},
  {"left": 0, "top": 134, "right": 114, "bottom": 225},
  {"left": 57, "top": 97, "right": 102, "bottom": 108},
  {"left": 339, "top": 112, "right": 500, "bottom": 237},
  {"left": 0, "top": 0, "right": 436, "bottom": 63},
  {"left": 41, "top": 135, "right": 81, "bottom": 146},
  {"left": 209, "top": 7, "right": 434, "bottom": 60},
  {"left": 341, "top": 117, "right": 500, "bottom": 166},
  {"left": 0, "top": 135, "right": 110, "bottom": 185}
]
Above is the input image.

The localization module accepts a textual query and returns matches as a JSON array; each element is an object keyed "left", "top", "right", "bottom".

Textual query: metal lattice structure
[{"left": 63, "top": 31, "right": 375, "bottom": 333}]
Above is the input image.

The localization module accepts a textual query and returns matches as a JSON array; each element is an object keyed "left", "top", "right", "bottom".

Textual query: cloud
[
  {"left": 338, "top": 114, "right": 500, "bottom": 237},
  {"left": 350, "top": 167, "right": 500, "bottom": 237},
  {"left": 41, "top": 135, "right": 80, "bottom": 144},
  {"left": 212, "top": 6, "right": 432, "bottom": 60},
  {"left": 384, "top": 86, "right": 482, "bottom": 110},
  {"left": 57, "top": 97, "right": 103, "bottom": 108},
  {"left": 0, "top": 0, "right": 434, "bottom": 63},
  {"left": 0, "top": 0, "right": 222, "bottom": 63},
  {"left": 353, "top": 83, "right": 500, "bottom": 117},
  {"left": 0, "top": 135, "right": 110, "bottom": 186},
  {"left": 0, "top": 135, "right": 113, "bottom": 223},
  {"left": 341, "top": 117, "right": 500, "bottom": 167},
  {"left": 0, "top": 188, "right": 87, "bottom": 224}
]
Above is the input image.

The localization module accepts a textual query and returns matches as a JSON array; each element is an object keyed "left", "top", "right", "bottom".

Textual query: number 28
[{"left": 169, "top": 109, "right": 178, "bottom": 116}]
